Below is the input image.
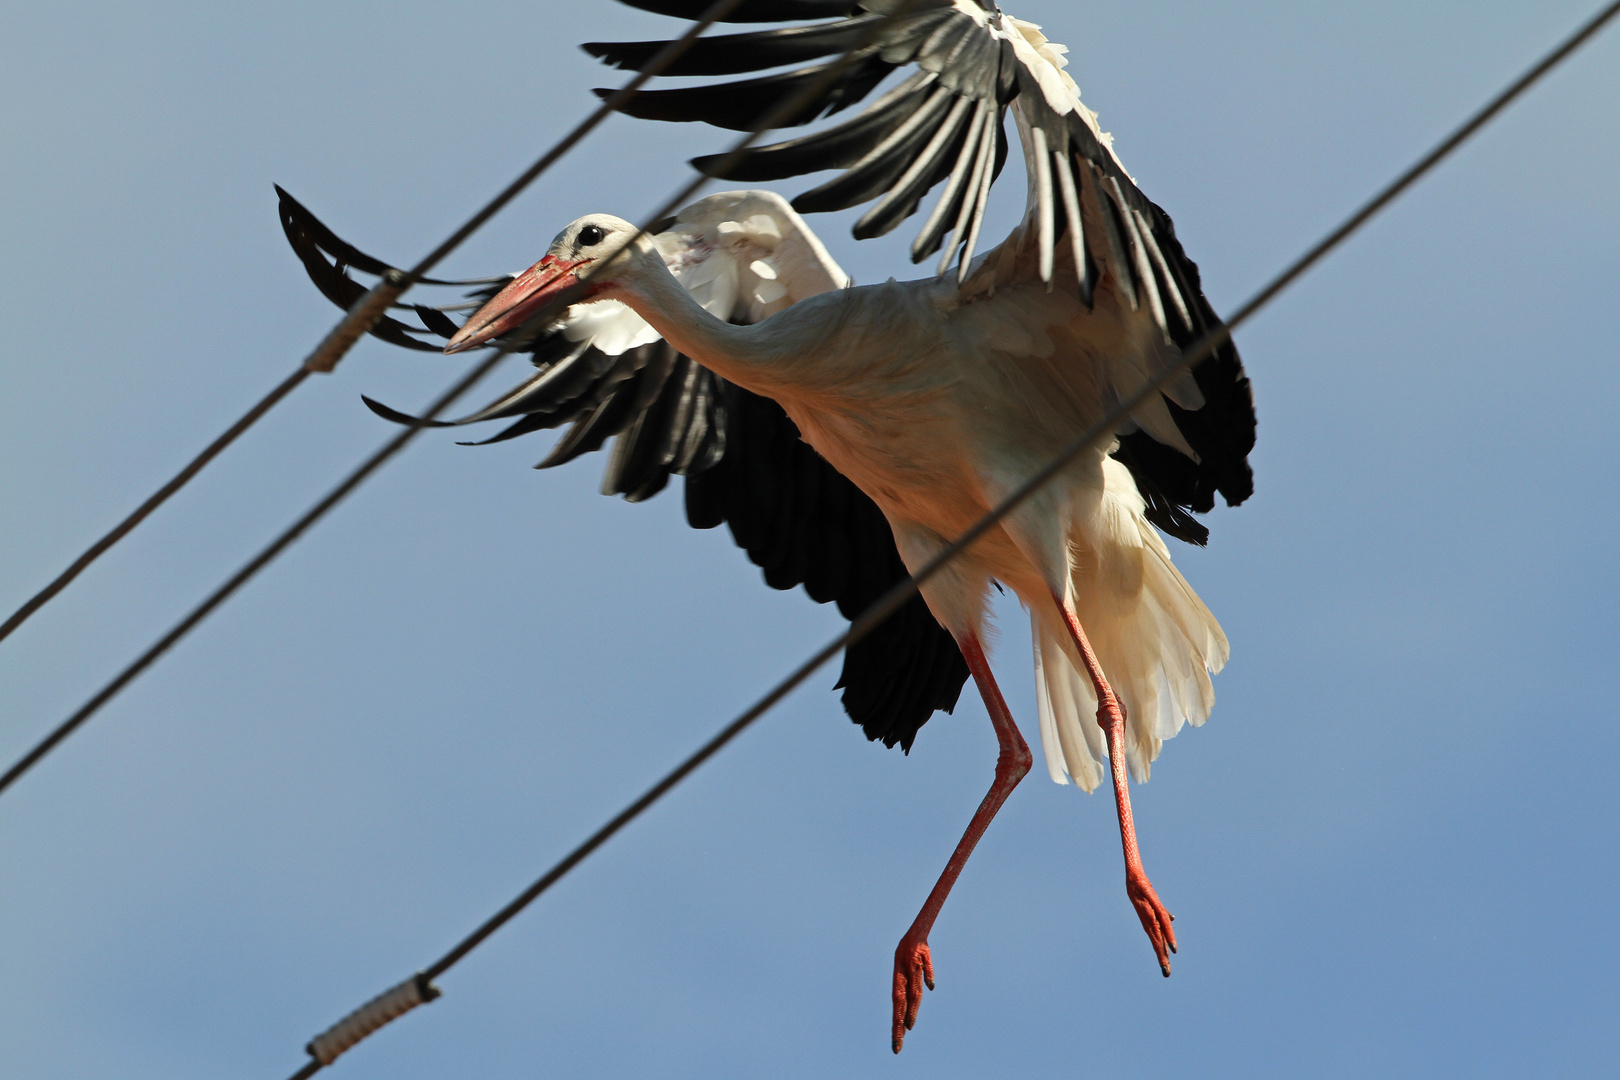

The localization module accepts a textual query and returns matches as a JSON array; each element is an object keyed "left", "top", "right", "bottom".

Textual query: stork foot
[
  {"left": 891, "top": 934, "right": 935, "bottom": 1053},
  {"left": 1127, "top": 869, "right": 1177, "bottom": 975}
]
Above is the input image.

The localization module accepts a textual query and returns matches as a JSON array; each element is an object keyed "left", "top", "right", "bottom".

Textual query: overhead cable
[
  {"left": 0, "top": 0, "right": 756, "bottom": 798},
  {"left": 0, "top": 369, "right": 309, "bottom": 645}
]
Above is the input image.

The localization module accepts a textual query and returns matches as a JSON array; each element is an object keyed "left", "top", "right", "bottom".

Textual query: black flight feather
[
  {"left": 595, "top": 52, "right": 894, "bottom": 132},
  {"left": 791, "top": 82, "right": 956, "bottom": 214},
  {"left": 690, "top": 72, "right": 931, "bottom": 181},
  {"left": 583, "top": 16, "right": 882, "bottom": 77},
  {"left": 616, "top": 0, "right": 860, "bottom": 22},
  {"left": 854, "top": 93, "right": 972, "bottom": 239},
  {"left": 359, "top": 395, "right": 456, "bottom": 428},
  {"left": 535, "top": 391, "right": 644, "bottom": 467},
  {"left": 413, "top": 304, "right": 461, "bottom": 339}
]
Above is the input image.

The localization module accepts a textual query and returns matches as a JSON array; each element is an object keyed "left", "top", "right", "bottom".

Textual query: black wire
[
  {"left": 278, "top": 2, "right": 1620, "bottom": 1076},
  {"left": 0, "top": 0, "right": 752, "bottom": 799},
  {"left": 0, "top": 0, "right": 750, "bottom": 652},
  {"left": 0, "top": 354, "right": 508, "bottom": 798},
  {"left": 0, "top": 368, "right": 310, "bottom": 646}
]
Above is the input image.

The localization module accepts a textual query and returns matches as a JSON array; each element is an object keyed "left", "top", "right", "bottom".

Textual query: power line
[
  {"left": 0, "top": 360, "right": 496, "bottom": 798},
  {"left": 276, "top": 3, "right": 1620, "bottom": 1076},
  {"left": 0, "top": 0, "right": 750, "bottom": 651},
  {"left": 3, "top": 0, "right": 943, "bottom": 802},
  {"left": 0, "top": 0, "right": 757, "bottom": 799},
  {"left": 0, "top": 368, "right": 310, "bottom": 645}
]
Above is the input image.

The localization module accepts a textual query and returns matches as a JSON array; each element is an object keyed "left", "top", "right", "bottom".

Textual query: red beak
[{"left": 444, "top": 254, "right": 592, "bottom": 354}]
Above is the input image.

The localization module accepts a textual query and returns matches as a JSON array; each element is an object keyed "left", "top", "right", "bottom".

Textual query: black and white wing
[
  {"left": 584, "top": 1, "right": 1256, "bottom": 523},
  {"left": 585, "top": 2, "right": 1088, "bottom": 269},
  {"left": 278, "top": 185, "right": 968, "bottom": 751}
]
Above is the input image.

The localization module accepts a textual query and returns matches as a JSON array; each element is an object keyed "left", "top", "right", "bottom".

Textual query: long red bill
[{"left": 444, "top": 254, "right": 591, "bottom": 354}]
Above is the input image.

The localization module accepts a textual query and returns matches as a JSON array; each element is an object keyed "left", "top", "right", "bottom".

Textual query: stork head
[{"left": 444, "top": 214, "right": 654, "bottom": 353}]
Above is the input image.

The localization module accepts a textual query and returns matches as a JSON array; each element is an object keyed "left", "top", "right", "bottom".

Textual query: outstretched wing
[
  {"left": 278, "top": 186, "right": 968, "bottom": 751},
  {"left": 584, "top": 1, "right": 1066, "bottom": 266},
  {"left": 583, "top": 1, "right": 1256, "bottom": 527}
]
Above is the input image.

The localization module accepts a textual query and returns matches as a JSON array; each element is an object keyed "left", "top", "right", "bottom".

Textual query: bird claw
[
  {"left": 891, "top": 935, "right": 935, "bottom": 1053},
  {"left": 1126, "top": 869, "right": 1177, "bottom": 975}
]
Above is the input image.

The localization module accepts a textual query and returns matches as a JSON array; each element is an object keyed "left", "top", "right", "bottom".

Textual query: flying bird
[
  {"left": 278, "top": 0, "right": 1256, "bottom": 1053},
  {"left": 578, "top": 0, "right": 1256, "bottom": 1048},
  {"left": 440, "top": 193, "right": 1245, "bottom": 1049}
]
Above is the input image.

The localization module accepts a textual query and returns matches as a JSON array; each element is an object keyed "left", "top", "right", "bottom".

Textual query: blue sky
[{"left": 2, "top": 2, "right": 1617, "bottom": 1077}]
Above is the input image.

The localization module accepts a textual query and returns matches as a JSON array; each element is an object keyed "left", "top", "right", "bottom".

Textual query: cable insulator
[{"left": 305, "top": 972, "right": 440, "bottom": 1066}]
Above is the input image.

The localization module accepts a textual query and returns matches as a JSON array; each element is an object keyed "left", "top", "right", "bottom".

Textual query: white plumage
[{"left": 548, "top": 192, "right": 850, "bottom": 355}]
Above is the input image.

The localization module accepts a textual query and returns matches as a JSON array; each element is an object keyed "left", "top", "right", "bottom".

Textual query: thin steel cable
[
  {"left": 0, "top": 0, "right": 758, "bottom": 798},
  {"left": 278, "top": 3, "right": 1620, "bottom": 1076},
  {"left": 0, "top": 355, "right": 508, "bottom": 798},
  {"left": 0, "top": 0, "right": 749, "bottom": 649},
  {"left": 0, "top": 368, "right": 310, "bottom": 645}
]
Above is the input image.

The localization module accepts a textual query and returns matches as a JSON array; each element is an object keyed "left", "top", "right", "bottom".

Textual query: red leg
[
  {"left": 892, "top": 633, "right": 1031, "bottom": 1054},
  {"left": 1050, "top": 589, "right": 1177, "bottom": 976}
]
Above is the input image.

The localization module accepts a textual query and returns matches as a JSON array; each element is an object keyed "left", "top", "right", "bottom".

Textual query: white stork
[
  {"left": 440, "top": 193, "right": 1243, "bottom": 1051},
  {"left": 278, "top": 0, "right": 1256, "bottom": 1054}
]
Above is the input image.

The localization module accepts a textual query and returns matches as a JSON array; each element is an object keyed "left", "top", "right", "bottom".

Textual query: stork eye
[{"left": 577, "top": 224, "right": 606, "bottom": 247}]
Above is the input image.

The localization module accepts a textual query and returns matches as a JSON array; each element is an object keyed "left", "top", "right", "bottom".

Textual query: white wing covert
[{"left": 538, "top": 190, "right": 851, "bottom": 367}]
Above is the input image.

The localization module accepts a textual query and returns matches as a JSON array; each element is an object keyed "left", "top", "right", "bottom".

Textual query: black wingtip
[
  {"left": 360, "top": 395, "right": 456, "bottom": 428},
  {"left": 413, "top": 304, "right": 462, "bottom": 339}
]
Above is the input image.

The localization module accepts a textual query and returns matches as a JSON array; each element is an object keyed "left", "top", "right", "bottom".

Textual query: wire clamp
[
  {"left": 305, "top": 972, "right": 441, "bottom": 1066},
  {"left": 303, "top": 271, "right": 411, "bottom": 374}
]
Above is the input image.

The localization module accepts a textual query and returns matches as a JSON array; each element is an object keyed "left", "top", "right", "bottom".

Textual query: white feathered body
[{"left": 608, "top": 202, "right": 1228, "bottom": 791}]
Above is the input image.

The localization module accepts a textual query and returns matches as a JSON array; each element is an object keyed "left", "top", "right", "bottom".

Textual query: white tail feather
[{"left": 1031, "top": 460, "right": 1228, "bottom": 790}]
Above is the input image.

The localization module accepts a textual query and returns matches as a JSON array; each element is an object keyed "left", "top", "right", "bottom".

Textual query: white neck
[{"left": 609, "top": 253, "right": 786, "bottom": 398}]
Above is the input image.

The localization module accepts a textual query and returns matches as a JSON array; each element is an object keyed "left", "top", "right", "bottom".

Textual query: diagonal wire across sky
[
  {"left": 0, "top": 0, "right": 753, "bottom": 653},
  {"left": 0, "top": 0, "right": 761, "bottom": 795}
]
